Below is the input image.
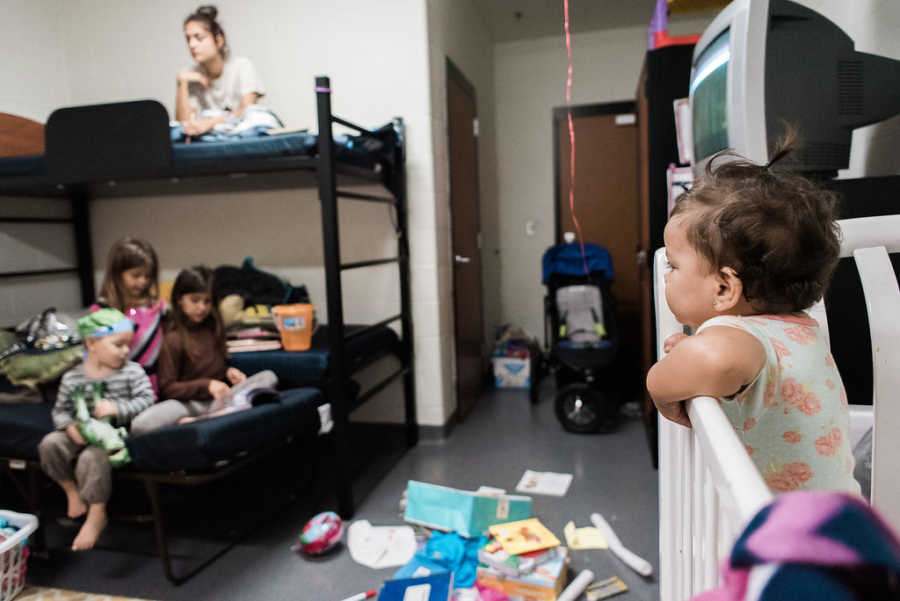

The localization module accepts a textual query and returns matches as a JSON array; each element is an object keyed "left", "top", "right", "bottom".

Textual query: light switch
[{"left": 525, "top": 220, "right": 536, "bottom": 236}]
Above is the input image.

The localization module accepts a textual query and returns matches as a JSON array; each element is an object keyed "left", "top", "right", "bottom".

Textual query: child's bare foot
[
  {"left": 177, "top": 416, "right": 198, "bottom": 425},
  {"left": 61, "top": 482, "right": 86, "bottom": 518},
  {"left": 71, "top": 504, "right": 106, "bottom": 551}
]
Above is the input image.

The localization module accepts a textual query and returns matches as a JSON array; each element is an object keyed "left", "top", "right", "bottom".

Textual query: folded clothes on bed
[{"left": 170, "top": 105, "right": 285, "bottom": 142}]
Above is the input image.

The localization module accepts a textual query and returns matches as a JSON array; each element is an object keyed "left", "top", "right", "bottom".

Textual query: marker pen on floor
[{"left": 339, "top": 591, "right": 377, "bottom": 601}]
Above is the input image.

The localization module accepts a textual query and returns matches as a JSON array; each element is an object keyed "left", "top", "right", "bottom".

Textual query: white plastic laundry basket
[{"left": 0, "top": 510, "right": 38, "bottom": 601}]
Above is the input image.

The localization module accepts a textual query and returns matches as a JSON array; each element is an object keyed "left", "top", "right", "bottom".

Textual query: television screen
[{"left": 691, "top": 30, "right": 730, "bottom": 162}]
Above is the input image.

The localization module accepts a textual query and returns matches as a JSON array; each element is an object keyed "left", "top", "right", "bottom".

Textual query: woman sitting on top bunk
[{"left": 175, "top": 5, "right": 266, "bottom": 137}]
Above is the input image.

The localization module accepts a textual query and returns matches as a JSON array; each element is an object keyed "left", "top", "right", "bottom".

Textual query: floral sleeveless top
[{"left": 696, "top": 314, "right": 860, "bottom": 495}]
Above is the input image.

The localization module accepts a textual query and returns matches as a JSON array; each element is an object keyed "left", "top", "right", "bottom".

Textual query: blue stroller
[{"left": 540, "top": 242, "right": 620, "bottom": 433}]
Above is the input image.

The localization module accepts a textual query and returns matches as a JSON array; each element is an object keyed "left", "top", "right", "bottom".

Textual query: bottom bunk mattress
[
  {"left": 0, "top": 387, "right": 323, "bottom": 474},
  {"left": 126, "top": 387, "right": 323, "bottom": 473},
  {"left": 229, "top": 324, "right": 401, "bottom": 389}
]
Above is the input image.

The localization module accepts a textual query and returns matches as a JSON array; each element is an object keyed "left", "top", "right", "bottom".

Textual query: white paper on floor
[
  {"left": 347, "top": 519, "right": 417, "bottom": 568},
  {"left": 515, "top": 470, "right": 574, "bottom": 496}
]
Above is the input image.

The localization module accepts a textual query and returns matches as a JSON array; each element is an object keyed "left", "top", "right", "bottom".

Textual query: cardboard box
[
  {"left": 476, "top": 546, "right": 569, "bottom": 601},
  {"left": 493, "top": 357, "right": 530, "bottom": 389}
]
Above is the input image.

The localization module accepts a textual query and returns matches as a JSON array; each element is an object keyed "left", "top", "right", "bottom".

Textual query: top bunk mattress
[
  {"left": 0, "top": 132, "right": 394, "bottom": 178},
  {"left": 171, "top": 130, "right": 393, "bottom": 175},
  {"left": 0, "top": 100, "right": 401, "bottom": 189},
  {"left": 0, "top": 154, "right": 43, "bottom": 178}
]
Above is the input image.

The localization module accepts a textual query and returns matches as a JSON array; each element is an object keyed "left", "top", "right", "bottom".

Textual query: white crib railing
[{"left": 656, "top": 215, "right": 900, "bottom": 601}]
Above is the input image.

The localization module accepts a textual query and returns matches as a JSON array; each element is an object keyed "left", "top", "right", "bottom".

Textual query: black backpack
[{"left": 213, "top": 258, "right": 310, "bottom": 307}]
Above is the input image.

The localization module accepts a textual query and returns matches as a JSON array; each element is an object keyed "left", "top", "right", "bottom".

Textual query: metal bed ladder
[{"left": 315, "top": 76, "right": 418, "bottom": 518}]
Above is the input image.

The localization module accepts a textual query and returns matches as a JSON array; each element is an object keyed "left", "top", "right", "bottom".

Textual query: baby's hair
[
  {"left": 671, "top": 135, "right": 841, "bottom": 314},
  {"left": 99, "top": 237, "right": 159, "bottom": 311},
  {"left": 167, "top": 265, "right": 225, "bottom": 354},
  {"left": 184, "top": 5, "right": 228, "bottom": 59}
]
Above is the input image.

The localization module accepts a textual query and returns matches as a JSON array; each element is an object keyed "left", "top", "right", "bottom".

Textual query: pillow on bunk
[
  {"left": 159, "top": 280, "right": 174, "bottom": 303},
  {"left": 0, "top": 330, "right": 17, "bottom": 355},
  {"left": 213, "top": 257, "right": 310, "bottom": 307},
  {"left": 0, "top": 345, "right": 83, "bottom": 390}
]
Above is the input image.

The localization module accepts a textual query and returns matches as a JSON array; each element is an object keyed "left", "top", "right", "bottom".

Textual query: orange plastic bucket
[{"left": 272, "top": 304, "right": 316, "bottom": 351}]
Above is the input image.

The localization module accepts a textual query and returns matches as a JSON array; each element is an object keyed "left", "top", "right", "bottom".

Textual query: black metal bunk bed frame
[
  {"left": 314, "top": 76, "right": 419, "bottom": 514},
  {"left": 0, "top": 75, "right": 418, "bottom": 582}
]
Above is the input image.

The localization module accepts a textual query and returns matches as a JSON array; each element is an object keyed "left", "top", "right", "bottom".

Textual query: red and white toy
[{"left": 297, "top": 511, "right": 344, "bottom": 555}]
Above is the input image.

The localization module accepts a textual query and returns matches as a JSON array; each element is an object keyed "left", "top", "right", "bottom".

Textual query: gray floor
[{"left": 27, "top": 387, "right": 660, "bottom": 601}]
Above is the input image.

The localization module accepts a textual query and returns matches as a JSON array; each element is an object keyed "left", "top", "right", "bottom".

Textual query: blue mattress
[
  {"left": 0, "top": 154, "right": 43, "bottom": 177},
  {"left": 0, "top": 400, "right": 53, "bottom": 461},
  {"left": 126, "top": 387, "right": 322, "bottom": 473},
  {"left": 229, "top": 324, "right": 400, "bottom": 390},
  {"left": 172, "top": 131, "right": 317, "bottom": 162},
  {"left": 172, "top": 130, "right": 390, "bottom": 174},
  {"left": 0, "top": 387, "right": 323, "bottom": 473},
  {"left": 0, "top": 130, "right": 393, "bottom": 179}
]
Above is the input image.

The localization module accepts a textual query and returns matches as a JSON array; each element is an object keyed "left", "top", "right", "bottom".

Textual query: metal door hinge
[{"left": 473, "top": 118, "right": 479, "bottom": 137}]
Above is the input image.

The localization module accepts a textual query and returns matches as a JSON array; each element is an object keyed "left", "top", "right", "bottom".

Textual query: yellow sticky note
[
  {"left": 564, "top": 521, "right": 609, "bottom": 550},
  {"left": 488, "top": 518, "right": 561, "bottom": 555}
]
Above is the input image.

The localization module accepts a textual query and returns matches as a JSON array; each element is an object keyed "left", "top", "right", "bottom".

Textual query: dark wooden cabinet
[{"left": 636, "top": 44, "right": 696, "bottom": 467}]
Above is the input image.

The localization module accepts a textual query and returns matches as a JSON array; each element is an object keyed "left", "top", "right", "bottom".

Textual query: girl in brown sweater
[{"left": 130, "top": 266, "right": 248, "bottom": 434}]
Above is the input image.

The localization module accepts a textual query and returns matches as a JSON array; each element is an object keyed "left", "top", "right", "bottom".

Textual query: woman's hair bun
[{"left": 196, "top": 5, "right": 218, "bottom": 20}]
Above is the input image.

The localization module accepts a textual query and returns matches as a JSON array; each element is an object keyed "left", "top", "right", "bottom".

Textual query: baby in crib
[{"left": 646, "top": 138, "right": 860, "bottom": 494}]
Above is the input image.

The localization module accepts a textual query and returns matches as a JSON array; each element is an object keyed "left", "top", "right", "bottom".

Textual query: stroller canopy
[{"left": 542, "top": 242, "right": 614, "bottom": 284}]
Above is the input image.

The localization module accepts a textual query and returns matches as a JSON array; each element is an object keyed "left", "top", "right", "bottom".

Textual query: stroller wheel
[{"left": 554, "top": 384, "right": 617, "bottom": 434}]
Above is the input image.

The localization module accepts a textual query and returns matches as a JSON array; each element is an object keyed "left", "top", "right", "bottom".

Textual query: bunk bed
[{"left": 0, "top": 76, "right": 418, "bottom": 582}]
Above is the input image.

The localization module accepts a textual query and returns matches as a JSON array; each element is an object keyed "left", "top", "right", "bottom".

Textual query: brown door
[
  {"left": 447, "top": 60, "right": 484, "bottom": 420},
  {"left": 554, "top": 104, "right": 641, "bottom": 401}
]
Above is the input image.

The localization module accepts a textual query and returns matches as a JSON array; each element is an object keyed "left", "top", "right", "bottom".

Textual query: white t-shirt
[{"left": 187, "top": 56, "right": 265, "bottom": 114}]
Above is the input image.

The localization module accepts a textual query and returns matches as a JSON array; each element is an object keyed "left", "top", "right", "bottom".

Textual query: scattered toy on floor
[
  {"left": 563, "top": 520, "right": 608, "bottom": 550},
  {"left": 488, "top": 518, "right": 560, "bottom": 556},
  {"left": 515, "top": 470, "right": 573, "bottom": 497},
  {"left": 590, "top": 513, "right": 653, "bottom": 577},
  {"left": 585, "top": 576, "right": 628, "bottom": 601},
  {"left": 403, "top": 481, "right": 532, "bottom": 537},
  {"left": 394, "top": 531, "right": 486, "bottom": 588},
  {"left": 379, "top": 571, "right": 452, "bottom": 601},
  {"left": 557, "top": 568, "right": 594, "bottom": 601},
  {"left": 347, "top": 520, "right": 417, "bottom": 569},
  {"left": 295, "top": 511, "right": 344, "bottom": 556},
  {"left": 338, "top": 590, "right": 377, "bottom": 601}
]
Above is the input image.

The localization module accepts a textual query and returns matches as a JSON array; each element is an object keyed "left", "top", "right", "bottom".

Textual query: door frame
[
  {"left": 552, "top": 101, "right": 637, "bottom": 244},
  {"left": 446, "top": 57, "right": 485, "bottom": 418}
]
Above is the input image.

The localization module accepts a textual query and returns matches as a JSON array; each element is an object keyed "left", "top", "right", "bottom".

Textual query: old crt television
[{"left": 690, "top": 0, "right": 900, "bottom": 176}]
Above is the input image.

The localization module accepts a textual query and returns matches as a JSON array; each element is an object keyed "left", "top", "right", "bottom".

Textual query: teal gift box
[{"left": 404, "top": 481, "right": 533, "bottom": 537}]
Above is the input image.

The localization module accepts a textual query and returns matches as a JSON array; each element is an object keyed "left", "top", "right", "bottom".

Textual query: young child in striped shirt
[{"left": 38, "top": 309, "right": 155, "bottom": 550}]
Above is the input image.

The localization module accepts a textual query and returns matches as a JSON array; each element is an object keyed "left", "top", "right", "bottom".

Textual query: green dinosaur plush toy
[{"left": 73, "top": 381, "right": 130, "bottom": 467}]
